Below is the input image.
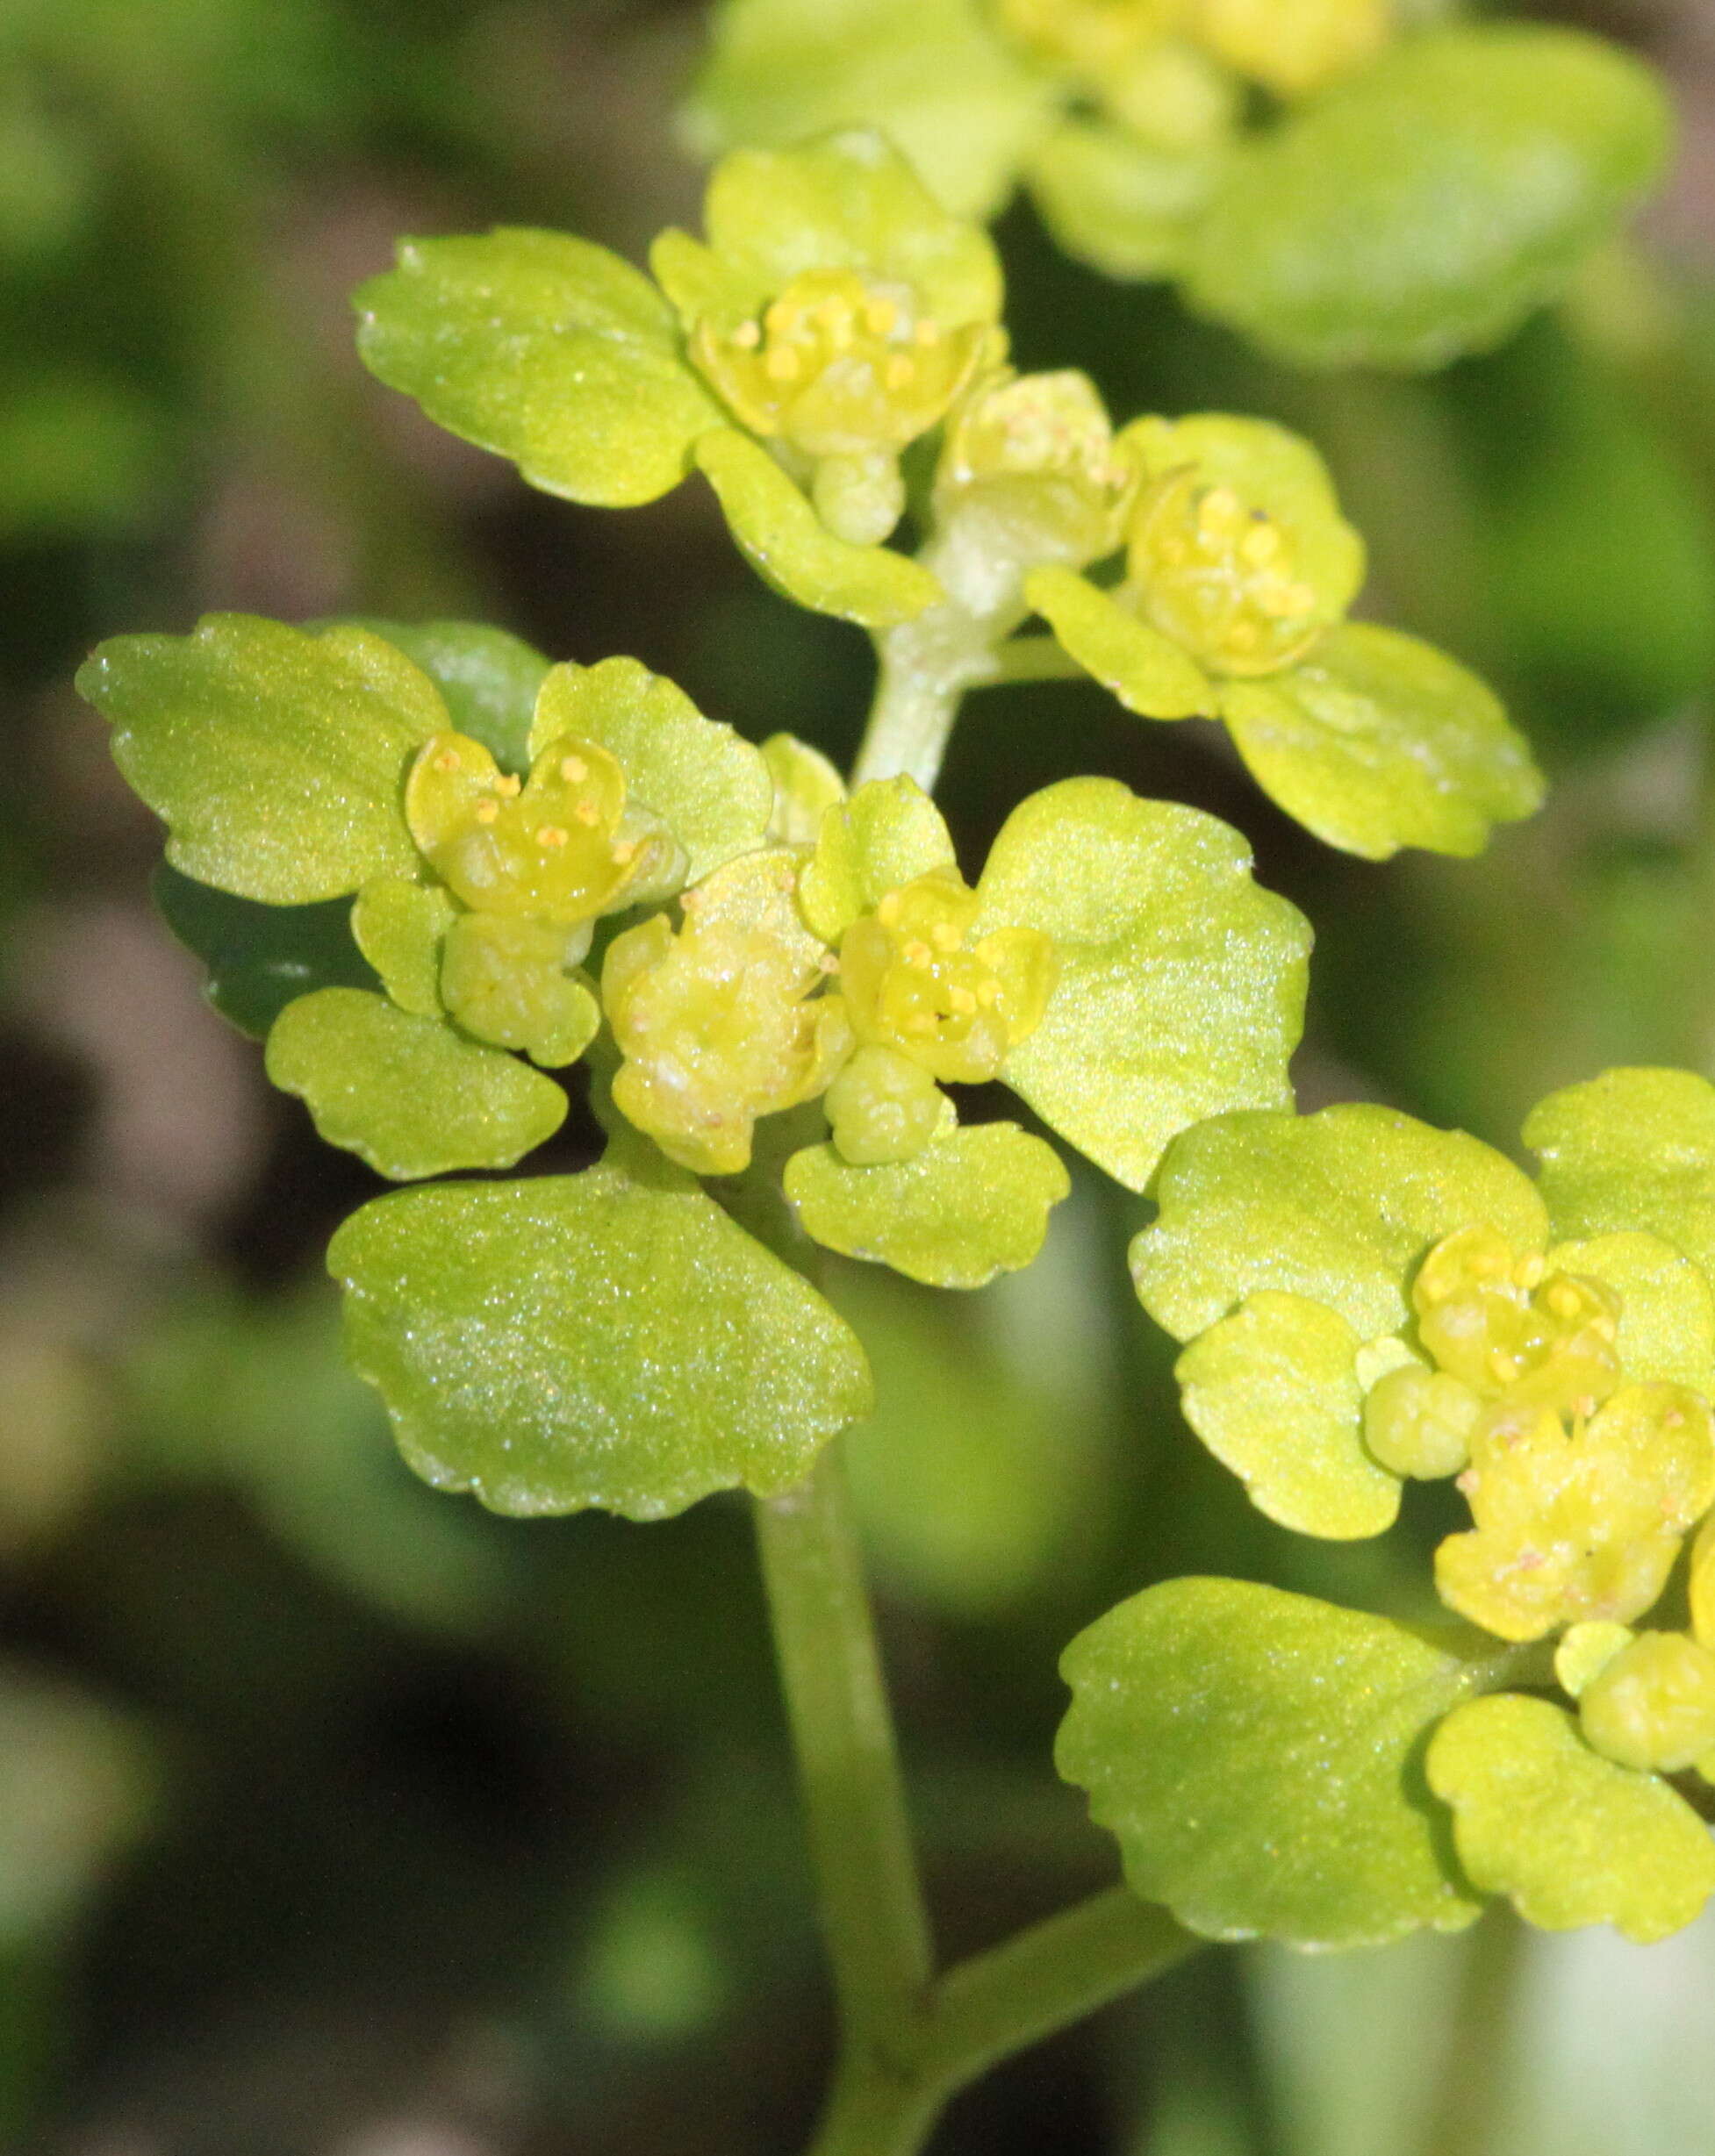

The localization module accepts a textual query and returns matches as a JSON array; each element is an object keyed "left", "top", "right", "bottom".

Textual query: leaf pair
[
  {"left": 1026, "top": 413, "right": 1542, "bottom": 861},
  {"left": 355, "top": 132, "right": 1003, "bottom": 628},
  {"left": 78, "top": 615, "right": 774, "bottom": 1178},
  {"left": 1068, "top": 1071, "right": 1715, "bottom": 1950}
]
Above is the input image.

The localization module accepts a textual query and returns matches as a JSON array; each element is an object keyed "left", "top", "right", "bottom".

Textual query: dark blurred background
[{"left": 4, "top": 2, "right": 1715, "bottom": 2151}]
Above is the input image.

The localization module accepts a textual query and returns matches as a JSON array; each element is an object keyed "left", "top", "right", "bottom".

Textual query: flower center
[
  {"left": 1128, "top": 470, "right": 1324, "bottom": 676},
  {"left": 691, "top": 268, "right": 988, "bottom": 460}
]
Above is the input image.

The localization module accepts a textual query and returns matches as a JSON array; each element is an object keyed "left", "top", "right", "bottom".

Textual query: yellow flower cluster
[
  {"left": 1367, "top": 1224, "right": 1715, "bottom": 1777},
  {"left": 602, "top": 860, "right": 1058, "bottom": 1176}
]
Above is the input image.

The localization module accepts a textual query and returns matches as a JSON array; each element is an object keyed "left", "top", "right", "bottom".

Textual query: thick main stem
[{"left": 755, "top": 1449, "right": 936, "bottom": 2052}]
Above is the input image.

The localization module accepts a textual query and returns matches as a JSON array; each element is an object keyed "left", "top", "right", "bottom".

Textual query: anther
[
  {"left": 612, "top": 840, "right": 637, "bottom": 864},
  {"left": 903, "top": 939, "right": 933, "bottom": 969},
  {"left": 864, "top": 298, "right": 899, "bottom": 338},
  {"left": 885, "top": 355, "right": 915, "bottom": 392},
  {"left": 432, "top": 749, "right": 461, "bottom": 771},
  {"left": 930, "top": 922, "right": 961, "bottom": 954},
  {"left": 948, "top": 985, "right": 977, "bottom": 1015},
  {"left": 573, "top": 800, "right": 600, "bottom": 827},
  {"left": 496, "top": 774, "right": 521, "bottom": 797},
  {"left": 878, "top": 893, "right": 902, "bottom": 928},
  {"left": 473, "top": 799, "right": 500, "bottom": 825},
  {"left": 913, "top": 320, "right": 940, "bottom": 347},
  {"left": 731, "top": 320, "right": 762, "bottom": 350},
  {"left": 537, "top": 825, "right": 570, "bottom": 849},
  {"left": 559, "top": 755, "right": 588, "bottom": 783},
  {"left": 765, "top": 347, "right": 802, "bottom": 383}
]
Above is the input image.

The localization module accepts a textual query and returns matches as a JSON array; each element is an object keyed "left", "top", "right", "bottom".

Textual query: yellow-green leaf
[
  {"left": 1526, "top": 1068, "right": 1715, "bottom": 1282},
  {"left": 354, "top": 229, "right": 723, "bottom": 506},
  {"left": 694, "top": 427, "right": 944, "bottom": 627},
  {"left": 1024, "top": 565, "right": 1213, "bottom": 720},
  {"left": 1132, "top": 1103, "right": 1550, "bottom": 1343},
  {"left": 1175, "top": 1290, "right": 1400, "bottom": 1538},
  {"left": 1217, "top": 626, "right": 1542, "bottom": 861},
  {"left": 975, "top": 778, "right": 1310, "bottom": 1192},
  {"left": 797, "top": 775, "right": 955, "bottom": 942},
  {"left": 328, "top": 1164, "right": 874, "bottom": 1519},
  {"left": 785, "top": 1122, "right": 1069, "bottom": 1289},
  {"left": 1426, "top": 1694, "right": 1715, "bottom": 1944},
  {"left": 1058, "top": 1579, "right": 1484, "bottom": 1948},
  {"left": 265, "top": 988, "right": 565, "bottom": 1178},
  {"left": 77, "top": 616, "right": 444, "bottom": 903}
]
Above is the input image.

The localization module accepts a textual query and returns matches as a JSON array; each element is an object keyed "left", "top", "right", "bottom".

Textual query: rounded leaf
[
  {"left": 693, "top": 427, "right": 944, "bottom": 627},
  {"left": 785, "top": 1122, "right": 1069, "bottom": 1288},
  {"left": 1525, "top": 1069, "right": 1715, "bottom": 1283},
  {"left": 797, "top": 775, "right": 956, "bottom": 942},
  {"left": 354, "top": 230, "right": 723, "bottom": 506},
  {"left": 78, "top": 616, "right": 443, "bottom": 903},
  {"left": 529, "top": 656, "right": 773, "bottom": 884},
  {"left": 1132, "top": 1103, "right": 1550, "bottom": 1343},
  {"left": 684, "top": 0, "right": 1052, "bottom": 223},
  {"left": 351, "top": 877, "right": 455, "bottom": 1017},
  {"left": 1217, "top": 625, "right": 1542, "bottom": 861},
  {"left": 1426, "top": 1694, "right": 1715, "bottom": 1945},
  {"left": 1184, "top": 27, "right": 1674, "bottom": 371},
  {"left": 763, "top": 732, "right": 846, "bottom": 843},
  {"left": 327, "top": 1165, "right": 875, "bottom": 1519},
  {"left": 1174, "top": 1290, "right": 1401, "bottom": 1537},
  {"left": 1058, "top": 1578, "right": 1484, "bottom": 1948},
  {"left": 151, "top": 863, "right": 378, "bottom": 1041},
  {"left": 1026, "top": 118, "right": 1224, "bottom": 282},
  {"left": 265, "top": 988, "right": 565, "bottom": 1178},
  {"left": 1024, "top": 565, "right": 1213, "bottom": 721},
  {"left": 695, "top": 129, "right": 1003, "bottom": 332},
  {"left": 974, "top": 779, "right": 1310, "bottom": 1192}
]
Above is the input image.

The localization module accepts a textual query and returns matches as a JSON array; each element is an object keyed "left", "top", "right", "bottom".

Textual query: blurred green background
[{"left": 4, "top": 2, "right": 1715, "bottom": 2150}]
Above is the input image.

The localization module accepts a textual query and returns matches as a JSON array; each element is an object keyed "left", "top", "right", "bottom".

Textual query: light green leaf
[
  {"left": 1175, "top": 1291, "right": 1400, "bottom": 1538},
  {"left": 1218, "top": 626, "right": 1542, "bottom": 861},
  {"left": 1426, "top": 1694, "right": 1715, "bottom": 1945},
  {"left": 1024, "top": 565, "right": 1213, "bottom": 720},
  {"left": 1132, "top": 1103, "right": 1551, "bottom": 1343},
  {"left": 1526, "top": 1069, "right": 1715, "bottom": 1282},
  {"left": 265, "top": 988, "right": 565, "bottom": 1178},
  {"left": 683, "top": 0, "right": 1052, "bottom": 223},
  {"left": 354, "top": 229, "right": 723, "bottom": 507},
  {"left": 78, "top": 616, "right": 443, "bottom": 903},
  {"left": 974, "top": 779, "right": 1310, "bottom": 1192},
  {"left": 1058, "top": 1578, "right": 1484, "bottom": 1948},
  {"left": 1026, "top": 118, "right": 1223, "bottom": 283},
  {"left": 693, "top": 129, "right": 1003, "bottom": 330},
  {"left": 351, "top": 877, "right": 456, "bottom": 1017},
  {"left": 327, "top": 1164, "right": 875, "bottom": 1518},
  {"left": 337, "top": 620, "right": 550, "bottom": 775},
  {"left": 1185, "top": 26, "right": 1674, "bottom": 371},
  {"left": 151, "top": 863, "right": 378, "bottom": 1040},
  {"left": 529, "top": 656, "right": 772, "bottom": 883},
  {"left": 763, "top": 732, "right": 846, "bottom": 843},
  {"left": 786, "top": 1123, "right": 1069, "bottom": 1289},
  {"left": 1548, "top": 1232, "right": 1715, "bottom": 1393},
  {"left": 797, "top": 775, "right": 955, "bottom": 942},
  {"left": 693, "top": 427, "right": 944, "bottom": 627}
]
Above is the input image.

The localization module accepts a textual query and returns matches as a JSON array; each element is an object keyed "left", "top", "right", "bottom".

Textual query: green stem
[
  {"left": 755, "top": 1448, "right": 936, "bottom": 2051},
  {"left": 806, "top": 1887, "right": 1201, "bottom": 2156}
]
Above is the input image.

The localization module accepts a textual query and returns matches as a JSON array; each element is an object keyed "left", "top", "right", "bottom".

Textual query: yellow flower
[
  {"left": 838, "top": 868, "right": 1058, "bottom": 1087},
  {"left": 604, "top": 849, "right": 852, "bottom": 1177}
]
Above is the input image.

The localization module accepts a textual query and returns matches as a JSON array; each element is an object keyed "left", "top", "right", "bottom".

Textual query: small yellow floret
[
  {"left": 1579, "top": 1630, "right": 1715, "bottom": 1773},
  {"left": 837, "top": 869, "right": 1058, "bottom": 1087},
  {"left": 1128, "top": 469, "right": 1331, "bottom": 677},
  {"left": 1189, "top": 0, "right": 1393, "bottom": 98},
  {"left": 604, "top": 853, "right": 853, "bottom": 1177}
]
